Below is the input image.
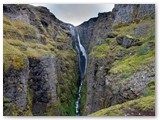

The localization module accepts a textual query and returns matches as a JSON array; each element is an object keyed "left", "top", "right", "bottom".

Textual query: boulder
[{"left": 116, "top": 35, "right": 143, "bottom": 48}]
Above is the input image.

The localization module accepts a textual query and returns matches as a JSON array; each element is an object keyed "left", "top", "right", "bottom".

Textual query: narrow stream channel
[{"left": 69, "top": 25, "right": 87, "bottom": 116}]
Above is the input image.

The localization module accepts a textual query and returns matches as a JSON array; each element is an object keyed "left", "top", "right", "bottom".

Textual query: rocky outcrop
[
  {"left": 105, "top": 62, "right": 155, "bottom": 106},
  {"left": 29, "top": 55, "right": 58, "bottom": 115},
  {"left": 84, "top": 57, "right": 108, "bottom": 114},
  {"left": 3, "top": 4, "right": 155, "bottom": 116},
  {"left": 77, "top": 4, "right": 155, "bottom": 115},
  {"left": 90, "top": 95, "right": 155, "bottom": 116},
  {"left": 3, "top": 4, "right": 79, "bottom": 116},
  {"left": 112, "top": 4, "right": 155, "bottom": 24},
  {"left": 83, "top": 50, "right": 155, "bottom": 115},
  {"left": 3, "top": 55, "right": 29, "bottom": 111},
  {"left": 76, "top": 17, "right": 98, "bottom": 52},
  {"left": 137, "top": 4, "right": 155, "bottom": 20},
  {"left": 131, "top": 21, "right": 155, "bottom": 38},
  {"left": 116, "top": 35, "right": 142, "bottom": 48},
  {"left": 77, "top": 12, "right": 113, "bottom": 53}
]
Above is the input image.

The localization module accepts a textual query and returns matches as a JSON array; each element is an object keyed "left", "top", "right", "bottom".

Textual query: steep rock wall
[
  {"left": 29, "top": 55, "right": 59, "bottom": 115},
  {"left": 3, "top": 55, "right": 29, "bottom": 112},
  {"left": 3, "top": 4, "right": 79, "bottom": 116},
  {"left": 112, "top": 4, "right": 155, "bottom": 24},
  {"left": 3, "top": 4, "right": 155, "bottom": 116},
  {"left": 77, "top": 4, "right": 155, "bottom": 115}
]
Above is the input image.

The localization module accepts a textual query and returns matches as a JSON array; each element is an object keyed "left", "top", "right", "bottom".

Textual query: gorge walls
[
  {"left": 77, "top": 4, "right": 155, "bottom": 115},
  {"left": 69, "top": 25, "right": 87, "bottom": 115},
  {"left": 3, "top": 4, "right": 79, "bottom": 116},
  {"left": 3, "top": 4, "right": 155, "bottom": 116}
]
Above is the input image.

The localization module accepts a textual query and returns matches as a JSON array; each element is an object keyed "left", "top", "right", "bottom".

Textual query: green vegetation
[
  {"left": 126, "top": 34, "right": 135, "bottom": 39},
  {"left": 3, "top": 5, "right": 155, "bottom": 116},
  {"left": 3, "top": 16, "right": 12, "bottom": 25},
  {"left": 90, "top": 43, "right": 110, "bottom": 58},
  {"left": 3, "top": 96, "right": 32, "bottom": 116},
  {"left": 4, "top": 103, "right": 32, "bottom": 116},
  {"left": 121, "top": 71, "right": 133, "bottom": 78},
  {"left": 88, "top": 19, "right": 155, "bottom": 116},
  {"left": 24, "top": 47, "right": 52, "bottom": 58},
  {"left": 57, "top": 50, "right": 79, "bottom": 116},
  {"left": 5, "top": 38, "right": 55, "bottom": 58},
  {"left": 142, "top": 79, "right": 155, "bottom": 97},
  {"left": 3, "top": 11, "right": 79, "bottom": 116},
  {"left": 13, "top": 20, "right": 36, "bottom": 37},
  {"left": 142, "top": 88, "right": 153, "bottom": 97},
  {"left": 109, "top": 20, "right": 155, "bottom": 74},
  {"left": 45, "top": 100, "right": 60, "bottom": 115},
  {"left": 112, "top": 22, "right": 129, "bottom": 29},
  {"left": 137, "top": 44, "right": 148, "bottom": 55},
  {"left": 3, "top": 23, "right": 22, "bottom": 39},
  {"left": 112, "top": 19, "right": 155, "bottom": 37},
  {"left": 3, "top": 40, "right": 27, "bottom": 71},
  {"left": 26, "top": 85, "right": 33, "bottom": 116},
  {"left": 94, "top": 44, "right": 109, "bottom": 52},
  {"left": 110, "top": 50, "right": 154, "bottom": 74},
  {"left": 80, "top": 79, "right": 87, "bottom": 115},
  {"left": 90, "top": 95, "right": 155, "bottom": 116},
  {"left": 60, "top": 99, "right": 76, "bottom": 115},
  {"left": 3, "top": 16, "right": 55, "bottom": 58},
  {"left": 3, "top": 17, "right": 37, "bottom": 39},
  {"left": 90, "top": 20, "right": 155, "bottom": 76}
]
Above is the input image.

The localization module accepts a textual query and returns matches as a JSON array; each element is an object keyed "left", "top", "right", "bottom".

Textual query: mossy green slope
[
  {"left": 90, "top": 19, "right": 155, "bottom": 76},
  {"left": 89, "top": 75, "right": 155, "bottom": 116},
  {"left": 82, "top": 8, "right": 155, "bottom": 114},
  {"left": 90, "top": 95, "right": 155, "bottom": 116},
  {"left": 3, "top": 4, "right": 79, "bottom": 116}
]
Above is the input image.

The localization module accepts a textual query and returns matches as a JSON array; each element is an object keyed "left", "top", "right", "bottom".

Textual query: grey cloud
[{"left": 31, "top": 4, "right": 114, "bottom": 26}]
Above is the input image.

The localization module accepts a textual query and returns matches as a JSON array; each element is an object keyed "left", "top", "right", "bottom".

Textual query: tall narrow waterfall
[{"left": 69, "top": 25, "right": 87, "bottom": 115}]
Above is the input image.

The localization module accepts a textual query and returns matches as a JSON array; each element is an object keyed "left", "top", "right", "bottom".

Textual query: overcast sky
[{"left": 31, "top": 4, "right": 114, "bottom": 26}]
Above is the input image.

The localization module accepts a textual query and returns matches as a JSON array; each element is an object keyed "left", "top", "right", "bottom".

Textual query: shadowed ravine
[
  {"left": 3, "top": 4, "right": 155, "bottom": 116},
  {"left": 69, "top": 25, "right": 87, "bottom": 115}
]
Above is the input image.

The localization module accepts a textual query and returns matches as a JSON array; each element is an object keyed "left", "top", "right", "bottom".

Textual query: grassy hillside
[
  {"left": 3, "top": 4, "right": 79, "bottom": 116},
  {"left": 90, "top": 95, "right": 155, "bottom": 116},
  {"left": 90, "top": 19, "right": 155, "bottom": 76}
]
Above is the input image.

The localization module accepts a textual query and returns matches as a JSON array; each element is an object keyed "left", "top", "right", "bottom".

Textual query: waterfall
[{"left": 69, "top": 25, "right": 87, "bottom": 115}]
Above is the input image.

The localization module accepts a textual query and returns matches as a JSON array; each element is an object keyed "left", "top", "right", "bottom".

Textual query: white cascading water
[{"left": 69, "top": 25, "right": 87, "bottom": 115}]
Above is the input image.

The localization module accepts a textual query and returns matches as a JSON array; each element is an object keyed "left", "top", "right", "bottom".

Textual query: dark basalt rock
[
  {"left": 41, "top": 20, "right": 48, "bottom": 27},
  {"left": 113, "top": 4, "right": 155, "bottom": 25},
  {"left": 147, "top": 42, "right": 154, "bottom": 51},
  {"left": 116, "top": 35, "right": 143, "bottom": 48},
  {"left": 3, "top": 4, "right": 78, "bottom": 116},
  {"left": 77, "top": 11, "right": 113, "bottom": 52},
  {"left": 3, "top": 55, "right": 29, "bottom": 111},
  {"left": 29, "top": 55, "right": 58, "bottom": 115},
  {"left": 106, "top": 33, "right": 117, "bottom": 38},
  {"left": 3, "top": 4, "right": 20, "bottom": 14},
  {"left": 80, "top": 4, "right": 155, "bottom": 115},
  {"left": 3, "top": 4, "right": 155, "bottom": 116}
]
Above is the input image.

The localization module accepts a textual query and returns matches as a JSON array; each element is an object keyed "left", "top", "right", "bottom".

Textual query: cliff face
[
  {"left": 76, "top": 17, "right": 98, "bottom": 52},
  {"left": 76, "top": 12, "right": 113, "bottom": 53},
  {"left": 77, "top": 4, "right": 155, "bottom": 115},
  {"left": 3, "top": 4, "right": 79, "bottom": 116},
  {"left": 113, "top": 4, "right": 155, "bottom": 24},
  {"left": 3, "top": 4, "right": 155, "bottom": 116}
]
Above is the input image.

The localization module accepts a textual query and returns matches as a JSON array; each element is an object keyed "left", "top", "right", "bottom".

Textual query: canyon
[{"left": 3, "top": 4, "right": 155, "bottom": 116}]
